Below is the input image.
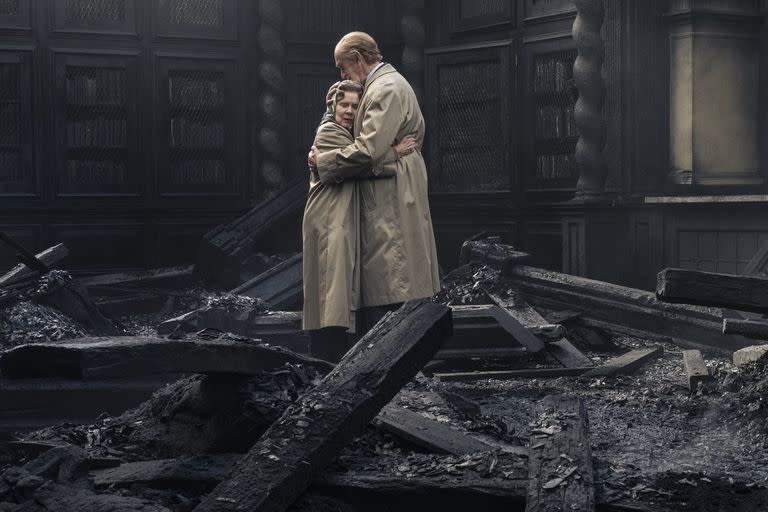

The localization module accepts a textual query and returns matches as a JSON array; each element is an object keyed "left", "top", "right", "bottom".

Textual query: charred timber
[
  {"left": 657, "top": 267, "right": 768, "bottom": 313},
  {"left": 194, "top": 299, "right": 452, "bottom": 512}
]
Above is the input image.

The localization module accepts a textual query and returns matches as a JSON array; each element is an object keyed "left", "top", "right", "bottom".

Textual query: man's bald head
[{"left": 334, "top": 31, "right": 382, "bottom": 66}]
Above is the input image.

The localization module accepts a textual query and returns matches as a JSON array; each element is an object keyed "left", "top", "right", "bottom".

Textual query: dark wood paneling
[
  {"left": 52, "top": 222, "right": 146, "bottom": 270},
  {"left": 524, "top": 220, "right": 562, "bottom": 270},
  {"left": 523, "top": 0, "right": 575, "bottom": 23},
  {"left": 0, "top": 0, "right": 32, "bottom": 31},
  {"left": 285, "top": 0, "right": 377, "bottom": 44},
  {"left": 450, "top": 0, "right": 514, "bottom": 33},
  {"left": 51, "top": 0, "right": 138, "bottom": 37}
]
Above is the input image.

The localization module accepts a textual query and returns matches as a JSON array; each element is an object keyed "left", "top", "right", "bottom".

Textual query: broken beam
[
  {"left": 373, "top": 404, "right": 493, "bottom": 456},
  {"left": 682, "top": 350, "right": 712, "bottom": 390},
  {"left": 722, "top": 318, "right": 768, "bottom": 340},
  {"left": 526, "top": 395, "right": 594, "bottom": 512},
  {"left": 657, "top": 267, "right": 768, "bottom": 313},
  {"left": 193, "top": 299, "right": 452, "bottom": 512},
  {"left": 0, "top": 336, "right": 333, "bottom": 379},
  {"left": 435, "top": 347, "right": 662, "bottom": 382},
  {"left": 0, "top": 243, "right": 68, "bottom": 289}
]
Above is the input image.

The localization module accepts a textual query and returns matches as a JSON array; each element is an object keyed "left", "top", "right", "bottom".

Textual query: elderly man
[{"left": 309, "top": 31, "right": 440, "bottom": 330}]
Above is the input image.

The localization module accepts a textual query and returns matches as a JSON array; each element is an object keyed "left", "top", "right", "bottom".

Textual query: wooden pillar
[
  {"left": 400, "top": 0, "right": 425, "bottom": 106},
  {"left": 572, "top": 0, "right": 608, "bottom": 202},
  {"left": 257, "top": 0, "right": 286, "bottom": 199},
  {"left": 667, "top": 0, "right": 764, "bottom": 188}
]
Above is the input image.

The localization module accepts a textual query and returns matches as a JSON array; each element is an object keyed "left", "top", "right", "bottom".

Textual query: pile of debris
[{"left": 5, "top": 215, "right": 768, "bottom": 511}]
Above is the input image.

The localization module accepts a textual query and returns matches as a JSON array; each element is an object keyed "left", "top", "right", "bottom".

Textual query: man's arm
[{"left": 316, "top": 86, "right": 403, "bottom": 184}]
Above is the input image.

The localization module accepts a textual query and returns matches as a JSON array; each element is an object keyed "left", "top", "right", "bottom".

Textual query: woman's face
[{"left": 335, "top": 91, "right": 360, "bottom": 129}]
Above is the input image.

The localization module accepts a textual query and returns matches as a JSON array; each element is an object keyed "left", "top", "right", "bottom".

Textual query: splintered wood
[
  {"left": 193, "top": 299, "right": 452, "bottom": 512},
  {"left": 526, "top": 395, "right": 594, "bottom": 512}
]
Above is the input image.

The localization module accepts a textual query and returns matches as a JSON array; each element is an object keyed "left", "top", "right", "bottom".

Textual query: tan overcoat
[
  {"left": 316, "top": 63, "right": 441, "bottom": 307},
  {"left": 302, "top": 120, "right": 396, "bottom": 331}
]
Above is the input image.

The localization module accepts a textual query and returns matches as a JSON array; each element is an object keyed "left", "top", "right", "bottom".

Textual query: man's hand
[
  {"left": 308, "top": 146, "right": 319, "bottom": 170},
  {"left": 325, "top": 82, "right": 340, "bottom": 103}
]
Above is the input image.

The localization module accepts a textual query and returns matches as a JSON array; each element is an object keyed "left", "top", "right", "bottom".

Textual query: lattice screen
[
  {"left": 64, "top": 66, "right": 128, "bottom": 189},
  {"left": 0, "top": 0, "right": 18, "bottom": 16},
  {"left": 0, "top": 63, "right": 22, "bottom": 185},
  {"left": 432, "top": 60, "right": 507, "bottom": 193},
  {"left": 532, "top": 49, "right": 578, "bottom": 185},
  {"left": 167, "top": 70, "right": 229, "bottom": 187},
  {"left": 64, "top": 0, "right": 125, "bottom": 25},
  {"left": 168, "top": 0, "right": 223, "bottom": 28}
]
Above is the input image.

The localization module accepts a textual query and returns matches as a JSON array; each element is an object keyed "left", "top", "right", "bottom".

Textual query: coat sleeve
[{"left": 316, "top": 86, "right": 403, "bottom": 184}]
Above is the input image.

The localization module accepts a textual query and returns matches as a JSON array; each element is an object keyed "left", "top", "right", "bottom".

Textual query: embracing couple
[{"left": 302, "top": 31, "right": 441, "bottom": 362}]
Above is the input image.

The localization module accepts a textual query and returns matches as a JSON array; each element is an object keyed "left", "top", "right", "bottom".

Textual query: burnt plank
[
  {"left": 483, "top": 295, "right": 545, "bottom": 353},
  {"left": 373, "top": 404, "right": 492, "bottom": 456},
  {"left": 459, "top": 238, "right": 532, "bottom": 271},
  {"left": 1, "top": 336, "right": 333, "bottom": 379},
  {"left": 526, "top": 395, "right": 594, "bottom": 512},
  {"left": 505, "top": 264, "right": 751, "bottom": 354},
  {"left": 193, "top": 299, "right": 452, "bottom": 512},
  {"left": 580, "top": 347, "right": 663, "bottom": 378},
  {"left": 722, "top": 318, "right": 768, "bottom": 340},
  {"left": 487, "top": 292, "right": 591, "bottom": 367},
  {"left": 78, "top": 265, "right": 193, "bottom": 288},
  {"left": 0, "top": 243, "right": 68, "bottom": 289},
  {"left": 196, "top": 180, "right": 307, "bottom": 287},
  {"left": 446, "top": 304, "right": 544, "bottom": 356},
  {"left": 434, "top": 367, "right": 590, "bottom": 383},
  {"left": 657, "top": 268, "right": 768, "bottom": 313},
  {"left": 231, "top": 252, "right": 303, "bottom": 309},
  {"left": 682, "top": 350, "right": 712, "bottom": 390},
  {"left": 92, "top": 455, "right": 241, "bottom": 488}
]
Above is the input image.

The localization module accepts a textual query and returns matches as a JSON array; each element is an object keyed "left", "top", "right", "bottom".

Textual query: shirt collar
[{"left": 365, "top": 62, "right": 385, "bottom": 84}]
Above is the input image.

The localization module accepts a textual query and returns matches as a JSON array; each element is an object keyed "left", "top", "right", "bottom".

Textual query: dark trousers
[
  {"left": 308, "top": 327, "right": 350, "bottom": 364},
  {"left": 357, "top": 302, "right": 404, "bottom": 335}
]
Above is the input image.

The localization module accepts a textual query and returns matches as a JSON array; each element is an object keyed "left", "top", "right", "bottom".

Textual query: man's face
[
  {"left": 334, "top": 49, "right": 366, "bottom": 83},
  {"left": 335, "top": 91, "right": 359, "bottom": 129}
]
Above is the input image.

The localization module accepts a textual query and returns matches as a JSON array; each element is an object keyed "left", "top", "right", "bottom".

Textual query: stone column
[
  {"left": 257, "top": 0, "right": 286, "bottom": 199},
  {"left": 667, "top": 0, "right": 764, "bottom": 187},
  {"left": 572, "top": 0, "right": 608, "bottom": 202}
]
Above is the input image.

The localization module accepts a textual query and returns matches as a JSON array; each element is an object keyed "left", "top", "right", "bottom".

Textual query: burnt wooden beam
[
  {"left": 0, "top": 243, "right": 68, "bottom": 289},
  {"left": 373, "top": 404, "right": 494, "bottom": 456},
  {"left": 481, "top": 296, "right": 545, "bottom": 353},
  {"left": 526, "top": 395, "right": 594, "bottom": 512},
  {"left": 458, "top": 238, "right": 531, "bottom": 271},
  {"left": 195, "top": 180, "right": 307, "bottom": 287},
  {"left": 487, "top": 291, "right": 591, "bottom": 367},
  {"left": 504, "top": 264, "right": 751, "bottom": 354},
  {"left": 78, "top": 265, "right": 194, "bottom": 288},
  {"left": 0, "top": 336, "right": 333, "bottom": 379},
  {"left": 682, "top": 350, "right": 712, "bottom": 390},
  {"left": 193, "top": 300, "right": 452, "bottom": 512},
  {"left": 447, "top": 304, "right": 545, "bottom": 356},
  {"left": 434, "top": 347, "right": 662, "bottom": 383},
  {"left": 657, "top": 268, "right": 768, "bottom": 313},
  {"left": 231, "top": 252, "right": 303, "bottom": 309},
  {"left": 722, "top": 318, "right": 768, "bottom": 340},
  {"left": 580, "top": 347, "right": 663, "bottom": 378}
]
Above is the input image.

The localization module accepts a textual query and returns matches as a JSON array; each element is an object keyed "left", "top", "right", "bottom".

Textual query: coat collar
[{"left": 363, "top": 63, "right": 396, "bottom": 92}]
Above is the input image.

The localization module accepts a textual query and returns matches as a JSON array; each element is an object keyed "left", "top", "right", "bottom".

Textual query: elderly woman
[{"left": 302, "top": 80, "right": 415, "bottom": 362}]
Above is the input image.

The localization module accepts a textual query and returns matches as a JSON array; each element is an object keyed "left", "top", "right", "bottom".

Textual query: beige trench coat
[
  {"left": 302, "top": 120, "right": 397, "bottom": 331},
  {"left": 316, "top": 64, "right": 441, "bottom": 307}
]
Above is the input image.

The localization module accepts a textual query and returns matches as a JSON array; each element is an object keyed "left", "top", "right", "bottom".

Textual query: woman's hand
[{"left": 393, "top": 135, "right": 418, "bottom": 159}]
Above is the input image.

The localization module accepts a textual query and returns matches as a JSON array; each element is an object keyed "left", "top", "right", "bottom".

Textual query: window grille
[
  {"left": 0, "top": 63, "right": 22, "bottom": 185},
  {"left": 63, "top": 66, "right": 129, "bottom": 190},
  {"left": 168, "top": 0, "right": 223, "bottom": 28},
  {"left": 0, "top": 0, "right": 18, "bottom": 16},
  {"left": 432, "top": 60, "right": 507, "bottom": 193},
  {"left": 532, "top": 49, "right": 578, "bottom": 186},
  {"left": 63, "top": 0, "right": 125, "bottom": 25},
  {"left": 167, "top": 70, "right": 229, "bottom": 187}
]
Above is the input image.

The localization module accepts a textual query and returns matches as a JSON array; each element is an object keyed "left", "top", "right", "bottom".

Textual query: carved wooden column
[
  {"left": 257, "top": 0, "right": 286, "bottom": 199},
  {"left": 400, "top": 0, "right": 425, "bottom": 105},
  {"left": 572, "top": 0, "right": 608, "bottom": 202},
  {"left": 667, "top": 0, "right": 764, "bottom": 188}
]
